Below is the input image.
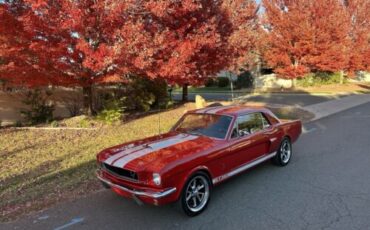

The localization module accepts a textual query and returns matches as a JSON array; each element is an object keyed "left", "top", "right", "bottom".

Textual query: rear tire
[
  {"left": 180, "top": 172, "right": 211, "bottom": 217},
  {"left": 272, "top": 138, "right": 292, "bottom": 166}
]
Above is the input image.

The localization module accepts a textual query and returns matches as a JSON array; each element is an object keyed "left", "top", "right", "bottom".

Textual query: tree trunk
[
  {"left": 82, "top": 85, "right": 94, "bottom": 116},
  {"left": 253, "top": 55, "right": 262, "bottom": 93},
  {"left": 292, "top": 59, "right": 298, "bottom": 89},
  {"left": 339, "top": 71, "right": 344, "bottom": 84},
  {"left": 256, "top": 55, "right": 262, "bottom": 78},
  {"left": 182, "top": 84, "right": 188, "bottom": 102},
  {"left": 291, "top": 78, "right": 297, "bottom": 89},
  {"left": 229, "top": 72, "right": 234, "bottom": 101}
]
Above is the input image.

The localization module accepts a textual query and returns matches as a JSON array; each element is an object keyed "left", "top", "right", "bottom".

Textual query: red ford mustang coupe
[{"left": 96, "top": 105, "right": 302, "bottom": 216}]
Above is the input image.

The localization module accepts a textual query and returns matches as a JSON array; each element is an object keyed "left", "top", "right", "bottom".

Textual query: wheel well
[
  {"left": 176, "top": 169, "right": 213, "bottom": 201},
  {"left": 283, "top": 135, "right": 291, "bottom": 142},
  {"left": 196, "top": 169, "right": 213, "bottom": 186}
]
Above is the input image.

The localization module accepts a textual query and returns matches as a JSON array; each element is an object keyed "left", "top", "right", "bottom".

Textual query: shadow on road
[{"left": 173, "top": 88, "right": 345, "bottom": 107}]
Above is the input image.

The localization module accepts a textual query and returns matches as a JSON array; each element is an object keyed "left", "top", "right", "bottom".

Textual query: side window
[
  {"left": 231, "top": 113, "right": 270, "bottom": 138},
  {"left": 237, "top": 114, "right": 254, "bottom": 136}
]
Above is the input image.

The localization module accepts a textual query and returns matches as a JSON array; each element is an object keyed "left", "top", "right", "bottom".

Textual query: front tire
[
  {"left": 273, "top": 138, "right": 292, "bottom": 166},
  {"left": 180, "top": 172, "right": 211, "bottom": 217}
]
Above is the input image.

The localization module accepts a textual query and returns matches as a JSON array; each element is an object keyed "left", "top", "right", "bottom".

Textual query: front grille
[{"left": 103, "top": 163, "right": 138, "bottom": 181}]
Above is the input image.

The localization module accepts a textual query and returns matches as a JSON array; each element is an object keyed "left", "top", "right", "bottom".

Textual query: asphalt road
[
  {"left": 172, "top": 92, "right": 346, "bottom": 107},
  {"left": 3, "top": 102, "right": 370, "bottom": 230}
]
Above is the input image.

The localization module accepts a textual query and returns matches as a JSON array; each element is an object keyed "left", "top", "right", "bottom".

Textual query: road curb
[{"left": 303, "top": 95, "right": 370, "bottom": 122}]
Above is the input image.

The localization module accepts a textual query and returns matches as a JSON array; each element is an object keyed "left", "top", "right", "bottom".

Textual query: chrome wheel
[
  {"left": 185, "top": 175, "right": 210, "bottom": 213},
  {"left": 280, "top": 140, "right": 291, "bottom": 164}
]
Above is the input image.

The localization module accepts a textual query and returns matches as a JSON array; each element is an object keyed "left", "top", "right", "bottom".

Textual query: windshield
[{"left": 174, "top": 113, "right": 233, "bottom": 139}]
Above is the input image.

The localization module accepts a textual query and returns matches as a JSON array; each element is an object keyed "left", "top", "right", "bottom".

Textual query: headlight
[{"left": 152, "top": 173, "right": 161, "bottom": 186}]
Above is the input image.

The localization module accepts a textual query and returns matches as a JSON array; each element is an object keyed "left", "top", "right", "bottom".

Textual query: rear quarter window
[{"left": 264, "top": 112, "right": 280, "bottom": 125}]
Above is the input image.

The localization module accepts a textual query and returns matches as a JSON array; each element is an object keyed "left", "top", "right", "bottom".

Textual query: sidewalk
[{"left": 303, "top": 94, "right": 370, "bottom": 121}]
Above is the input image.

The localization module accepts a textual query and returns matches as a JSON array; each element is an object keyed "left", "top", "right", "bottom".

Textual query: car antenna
[
  {"left": 158, "top": 101, "right": 161, "bottom": 136},
  {"left": 229, "top": 71, "right": 234, "bottom": 102}
]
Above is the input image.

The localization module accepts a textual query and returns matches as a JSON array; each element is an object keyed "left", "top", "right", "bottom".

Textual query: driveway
[{"left": 3, "top": 102, "right": 370, "bottom": 230}]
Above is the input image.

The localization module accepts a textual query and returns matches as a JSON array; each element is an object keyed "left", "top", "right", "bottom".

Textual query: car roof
[{"left": 191, "top": 105, "right": 269, "bottom": 116}]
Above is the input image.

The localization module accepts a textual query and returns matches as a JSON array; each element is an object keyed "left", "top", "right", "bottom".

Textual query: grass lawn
[
  {"left": 0, "top": 102, "right": 312, "bottom": 222},
  {"left": 0, "top": 104, "right": 195, "bottom": 222}
]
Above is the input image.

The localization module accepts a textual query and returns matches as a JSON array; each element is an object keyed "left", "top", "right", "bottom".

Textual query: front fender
[{"left": 165, "top": 165, "right": 214, "bottom": 202}]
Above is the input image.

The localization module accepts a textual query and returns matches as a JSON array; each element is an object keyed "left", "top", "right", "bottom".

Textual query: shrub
[
  {"left": 96, "top": 98, "right": 125, "bottom": 124},
  {"left": 50, "top": 120, "right": 59, "bottom": 127},
  {"left": 324, "top": 72, "right": 347, "bottom": 84},
  {"left": 126, "top": 89, "right": 155, "bottom": 112},
  {"left": 217, "top": 77, "right": 230, "bottom": 88},
  {"left": 205, "top": 78, "right": 216, "bottom": 87},
  {"left": 297, "top": 72, "right": 347, "bottom": 87},
  {"left": 296, "top": 73, "right": 315, "bottom": 87},
  {"left": 235, "top": 71, "right": 254, "bottom": 89},
  {"left": 15, "top": 121, "right": 23, "bottom": 127},
  {"left": 97, "top": 109, "right": 123, "bottom": 125},
  {"left": 145, "top": 78, "right": 168, "bottom": 107},
  {"left": 61, "top": 93, "right": 83, "bottom": 117},
  {"left": 123, "top": 77, "right": 168, "bottom": 112},
  {"left": 158, "top": 99, "right": 175, "bottom": 110},
  {"left": 20, "top": 89, "right": 55, "bottom": 125},
  {"left": 78, "top": 118, "right": 91, "bottom": 128},
  {"left": 94, "top": 76, "right": 168, "bottom": 116}
]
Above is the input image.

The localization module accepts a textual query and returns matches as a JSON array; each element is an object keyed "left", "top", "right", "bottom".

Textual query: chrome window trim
[{"left": 229, "top": 112, "right": 272, "bottom": 140}]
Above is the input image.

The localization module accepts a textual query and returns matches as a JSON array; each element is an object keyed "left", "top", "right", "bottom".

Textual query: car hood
[{"left": 101, "top": 132, "right": 218, "bottom": 172}]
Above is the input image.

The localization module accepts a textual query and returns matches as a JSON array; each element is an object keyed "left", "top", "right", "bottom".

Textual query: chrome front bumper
[{"left": 96, "top": 171, "right": 176, "bottom": 199}]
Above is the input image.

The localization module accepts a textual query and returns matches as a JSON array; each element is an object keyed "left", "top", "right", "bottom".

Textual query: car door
[
  {"left": 259, "top": 112, "right": 282, "bottom": 154},
  {"left": 227, "top": 113, "right": 272, "bottom": 170}
]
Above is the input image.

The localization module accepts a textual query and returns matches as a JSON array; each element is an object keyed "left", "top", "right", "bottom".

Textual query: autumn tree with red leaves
[
  {"left": 262, "top": 0, "right": 314, "bottom": 80},
  {"left": 262, "top": 0, "right": 353, "bottom": 85},
  {"left": 344, "top": 0, "right": 370, "bottom": 75},
  {"left": 1, "top": 0, "right": 137, "bottom": 114},
  {"left": 305, "top": 1, "right": 350, "bottom": 76},
  {"left": 222, "top": 0, "right": 260, "bottom": 71},
  {"left": 0, "top": 0, "right": 259, "bottom": 111}
]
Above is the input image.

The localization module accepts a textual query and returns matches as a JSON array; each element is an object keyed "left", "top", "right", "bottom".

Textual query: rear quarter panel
[{"left": 277, "top": 119, "right": 302, "bottom": 143}]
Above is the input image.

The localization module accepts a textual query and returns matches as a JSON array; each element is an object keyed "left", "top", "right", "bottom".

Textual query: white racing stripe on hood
[
  {"left": 104, "top": 134, "right": 190, "bottom": 165},
  {"left": 104, "top": 144, "right": 146, "bottom": 165},
  {"left": 111, "top": 134, "right": 198, "bottom": 168}
]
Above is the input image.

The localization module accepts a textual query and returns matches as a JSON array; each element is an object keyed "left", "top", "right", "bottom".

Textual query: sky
[{"left": 256, "top": 0, "right": 265, "bottom": 13}]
